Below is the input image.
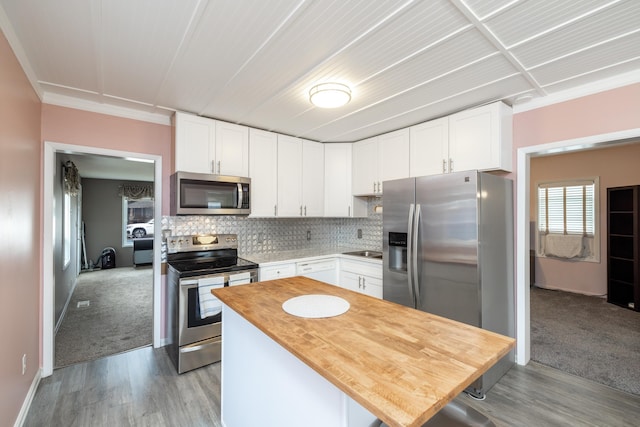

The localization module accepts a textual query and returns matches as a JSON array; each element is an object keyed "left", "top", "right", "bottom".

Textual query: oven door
[
  {"left": 178, "top": 269, "right": 258, "bottom": 346},
  {"left": 179, "top": 275, "right": 224, "bottom": 346}
]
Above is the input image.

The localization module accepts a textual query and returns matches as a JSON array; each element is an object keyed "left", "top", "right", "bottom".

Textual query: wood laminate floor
[{"left": 24, "top": 346, "right": 640, "bottom": 427}]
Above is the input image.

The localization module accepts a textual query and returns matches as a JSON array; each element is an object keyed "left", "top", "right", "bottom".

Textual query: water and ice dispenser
[{"left": 388, "top": 232, "right": 407, "bottom": 273}]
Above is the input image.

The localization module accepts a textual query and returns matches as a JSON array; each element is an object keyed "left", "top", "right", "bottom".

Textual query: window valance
[
  {"left": 118, "top": 183, "right": 154, "bottom": 199},
  {"left": 63, "top": 161, "right": 80, "bottom": 196}
]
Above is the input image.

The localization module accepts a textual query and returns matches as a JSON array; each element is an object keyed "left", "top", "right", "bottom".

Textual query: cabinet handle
[
  {"left": 300, "top": 205, "right": 303, "bottom": 216},
  {"left": 377, "top": 182, "right": 381, "bottom": 193},
  {"left": 304, "top": 206, "right": 307, "bottom": 216},
  {"left": 449, "top": 158, "right": 453, "bottom": 172},
  {"left": 358, "top": 276, "right": 362, "bottom": 288},
  {"left": 212, "top": 160, "right": 216, "bottom": 173},
  {"left": 217, "top": 160, "right": 221, "bottom": 174},
  {"left": 442, "top": 159, "right": 446, "bottom": 173},
  {"left": 274, "top": 205, "right": 277, "bottom": 216},
  {"left": 373, "top": 182, "right": 376, "bottom": 193},
  {"left": 348, "top": 206, "right": 351, "bottom": 217},
  {"left": 362, "top": 277, "right": 366, "bottom": 290}
]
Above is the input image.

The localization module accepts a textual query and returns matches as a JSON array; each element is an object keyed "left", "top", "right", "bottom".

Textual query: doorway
[
  {"left": 43, "top": 141, "right": 162, "bottom": 377},
  {"left": 515, "top": 127, "right": 640, "bottom": 366}
]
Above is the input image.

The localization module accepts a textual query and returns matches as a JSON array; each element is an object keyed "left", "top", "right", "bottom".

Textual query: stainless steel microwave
[{"left": 170, "top": 172, "right": 250, "bottom": 215}]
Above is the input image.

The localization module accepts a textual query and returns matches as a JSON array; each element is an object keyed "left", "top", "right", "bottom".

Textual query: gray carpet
[
  {"left": 530, "top": 286, "right": 640, "bottom": 395},
  {"left": 55, "top": 266, "right": 153, "bottom": 368}
]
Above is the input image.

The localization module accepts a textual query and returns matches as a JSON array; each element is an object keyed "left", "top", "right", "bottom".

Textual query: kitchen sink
[{"left": 342, "top": 250, "right": 382, "bottom": 259}]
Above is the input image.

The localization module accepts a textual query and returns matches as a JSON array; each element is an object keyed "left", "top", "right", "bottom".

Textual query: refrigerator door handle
[
  {"left": 412, "top": 204, "right": 421, "bottom": 304},
  {"left": 407, "top": 203, "right": 416, "bottom": 303}
]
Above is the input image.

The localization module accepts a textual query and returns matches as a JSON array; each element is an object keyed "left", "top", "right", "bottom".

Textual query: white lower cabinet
[
  {"left": 339, "top": 259, "right": 382, "bottom": 298},
  {"left": 259, "top": 262, "right": 296, "bottom": 281}
]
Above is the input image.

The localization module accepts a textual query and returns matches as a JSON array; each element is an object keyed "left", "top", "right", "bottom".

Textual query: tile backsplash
[{"left": 162, "top": 198, "right": 382, "bottom": 255}]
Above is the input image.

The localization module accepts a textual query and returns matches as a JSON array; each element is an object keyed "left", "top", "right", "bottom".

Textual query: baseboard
[
  {"left": 534, "top": 284, "right": 606, "bottom": 297},
  {"left": 55, "top": 277, "right": 78, "bottom": 334},
  {"left": 13, "top": 368, "right": 42, "bottom": 427}
]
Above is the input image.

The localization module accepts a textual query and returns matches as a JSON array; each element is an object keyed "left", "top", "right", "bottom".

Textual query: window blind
[{"left": 538, "top": 181, "right": 595, "bottom": 236}]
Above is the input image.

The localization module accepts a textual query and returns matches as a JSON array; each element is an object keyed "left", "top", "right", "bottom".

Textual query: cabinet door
[
  {"left": 352, "top": 137, "right": 379, "bottom": 196},
  {"left": 302, "top": 140, "right": 324, "bottom": 217},
  {"left": 378, "top": 128, "right": 410, "bottom": 192},
  {"left": 448, "top": 102, "right": 512, "bottom": 173},
  {"left": 360, "top": 275, "right": 382, "bottom": 299},
  {"left": 249, "top": 129, "right": 278, "bottom": 217},
  {"left": 277, "top": 135, "right": 303, "bottom": 217},
  {"left": 324, "top": 144, "right": 366, "bottom": 217},
  {"left": 215, "top": 121, "right": 249, "bottom": 176},
  {"left": 339, "top": 270, "right": 361, "bottom": 293},
  {"left": 410, "top": 117, "right": 449, "bottom": 177},
  {"left": 174, "top": 112, "right": 216, "bottom": 173}
]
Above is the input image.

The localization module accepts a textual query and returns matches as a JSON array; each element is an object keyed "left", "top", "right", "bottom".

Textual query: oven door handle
[{"left": 181, "top": 344, "right": 206, "bottom": 353}]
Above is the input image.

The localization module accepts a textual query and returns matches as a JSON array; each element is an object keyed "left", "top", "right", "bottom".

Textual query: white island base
[{"left": 220, "top": 305, "right": 378, "bottom": 427}]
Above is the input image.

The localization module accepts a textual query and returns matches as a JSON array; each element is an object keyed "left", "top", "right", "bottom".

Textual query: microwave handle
[{"left": 237, "top": 183, "right": 243, "bottom": 208}]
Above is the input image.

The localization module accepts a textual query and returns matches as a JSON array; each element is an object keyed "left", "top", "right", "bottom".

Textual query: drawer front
[
  {"left": 259, "top": 263, "right": 296, "bottom": 281},
  {"left": 178, "top": 336, "right": 221, "bottom": 373},
  {"left": 340, "top": 259, "right": 382, "bottom": 279}
]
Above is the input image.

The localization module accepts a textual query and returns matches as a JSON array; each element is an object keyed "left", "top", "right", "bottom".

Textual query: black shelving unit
[{"left": 607, "top": 186, "right": 640, "bottom": 311}]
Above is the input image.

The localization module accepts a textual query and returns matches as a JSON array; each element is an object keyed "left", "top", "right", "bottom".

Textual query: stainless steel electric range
[{"left": 166, "top": 234, "right": 258, "bottom": 373}]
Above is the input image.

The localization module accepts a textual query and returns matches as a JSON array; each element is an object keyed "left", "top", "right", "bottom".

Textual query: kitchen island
[{"left": 213, "top": 277, "right": 515, "bottom": 427}]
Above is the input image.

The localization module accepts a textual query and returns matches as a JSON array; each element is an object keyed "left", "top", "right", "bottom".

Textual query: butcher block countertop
[{"left": 213, "top": 277, "right": 515, "bottom": 427}]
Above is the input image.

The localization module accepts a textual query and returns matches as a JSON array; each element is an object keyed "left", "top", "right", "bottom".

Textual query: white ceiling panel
[
  {"left": 100, "top": 0, "right": 201, "bottom": 102},
  {"left": 530, "top": 31, "right": 640, "bottom": 86},
  {"left": 511, "top": 0, "right": 640, "bottom": 69},
  {"left": 542, "top": 58, "right": 640, "bottom": 93},
  {"left": 0, "top": 0, "right": 638, "bottom": 142},
  {"left": 485, "top": 0, "right": 618, "bottom": 47}
]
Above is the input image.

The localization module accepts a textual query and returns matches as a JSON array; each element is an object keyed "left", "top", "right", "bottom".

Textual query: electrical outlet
[
  {"left": 306, "top": 230, "right": 311, "bottom": 241},
  {"left": 357, "top": 229, "right": 362, "bottom": 239},
  {"left": 22, "top": 354, "right": 26, "bottom": 375}
]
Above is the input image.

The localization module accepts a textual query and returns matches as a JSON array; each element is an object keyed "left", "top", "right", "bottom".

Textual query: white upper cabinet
[
  {"left": 215, "top": 121, "right": 249, "bottom": 176},
  {"left": 301, "top": 140, "right": 324, "bottom": 217},
  {"left": 249, "top": 128, "right": 278, "bottom": 217},
  {"left": 173, "top": 112, "right": 249, "bottom": 176},
  {"left": 447, "top": 101, "right": 512, "bottom": 173},
  {"left": 410, "top": 117, "right": 449, "bottom": 177},
  {"left": 409, "top": 101, "right": 512, "bottom": 176},
  {"left": 352, "top": 137, "right": 379, "bottom": 196},
  {"left": 277, "top": 135, "right": 303, "bottom": 217},
  {"left": 353, "top": 129, "right": 409, "bottom": 196},
  {"left": 324, "top": 143, "right": 367, "bottom": 218},
  {"left": 378, "top": 128, "right": 410, "bottom": 190},
  {"left": 173, "top": 112, "right": 216, "bottom": 174}
]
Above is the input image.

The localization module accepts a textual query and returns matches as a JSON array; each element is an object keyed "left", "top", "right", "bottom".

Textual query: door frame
[
  {"left": 43, "top": 141, "right": 163, "bottom": 376},
  {"left": 515, "top": 127, "right": 640, "bottom": 365}
]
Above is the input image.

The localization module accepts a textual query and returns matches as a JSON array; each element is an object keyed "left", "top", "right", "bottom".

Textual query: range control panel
[{"left": 166, "top": 234, "right": 238, "bottom": 253}]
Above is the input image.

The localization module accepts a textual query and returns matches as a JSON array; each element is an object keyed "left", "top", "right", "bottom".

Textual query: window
[
  {"left": 537, "top": 178, "right": 599, "bottom": 261},
  {"left": 122, "top": 197, "right": 154, "bottom": 247}
]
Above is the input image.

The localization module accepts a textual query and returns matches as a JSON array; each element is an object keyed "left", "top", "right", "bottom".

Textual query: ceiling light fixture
[{"left": 309, "top": 82, "right": 351, "bottom": 108}]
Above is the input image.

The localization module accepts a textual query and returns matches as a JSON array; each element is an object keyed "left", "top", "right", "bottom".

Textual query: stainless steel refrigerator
[{"left": 383, "top": 170, "right": 514, "bottom": 398}]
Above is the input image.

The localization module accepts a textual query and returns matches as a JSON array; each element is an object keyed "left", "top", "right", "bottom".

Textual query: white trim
[
  {"left": 515, "top": 127, "right": 640, "bottom": 366},
  {"left": 42, "top": 94, "right": 172, "bottom": 126},
  {"left": 513, "top": 70, "right": 640, "bottom": 114},
  {"left": 13, "top": 368, "right": 42, "bottom": 427},
  {"left": 43, "top": 141, "right": 163, "bottom": 376},
  {"left": 54, "top": 277, "right": 77, "bottom": 335}
]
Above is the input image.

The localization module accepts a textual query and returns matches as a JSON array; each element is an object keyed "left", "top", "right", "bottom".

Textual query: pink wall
[
  {"left": 530, "top": 144, "right": 640, "bottom": 295},
  {"left": 0, "top": 30, "right": 42, "bottom": 425},
  {"left": 513, "top": 83, "right": 640, "bottom": 296},
  {"left": 41, "top": 104, "right": 173, "bottom": 215}
]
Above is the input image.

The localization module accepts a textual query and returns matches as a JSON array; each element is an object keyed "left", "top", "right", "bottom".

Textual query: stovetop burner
[
  {"left": 166, "top": 233, "right": 258, "bottom": 278},
  {"left": 168, "top": 256, "right": 258, "bottom": 277}
]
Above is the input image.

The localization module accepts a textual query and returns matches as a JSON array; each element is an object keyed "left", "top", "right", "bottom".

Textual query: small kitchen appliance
[{"left": 166, "top": 233, "right": 258, "bottom": 373}]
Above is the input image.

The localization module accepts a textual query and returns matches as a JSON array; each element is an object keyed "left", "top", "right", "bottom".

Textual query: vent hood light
[{"left": 309, "top": 82, "right": 351, "bottom": 108}]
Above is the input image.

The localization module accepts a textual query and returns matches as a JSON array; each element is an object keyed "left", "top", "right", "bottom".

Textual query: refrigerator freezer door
[
  {"left": 382, "top": 177, "right": 416, "bottom": 308},
  {"left": 415, "top": 171, "right": 480, "bottom": 327}
]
